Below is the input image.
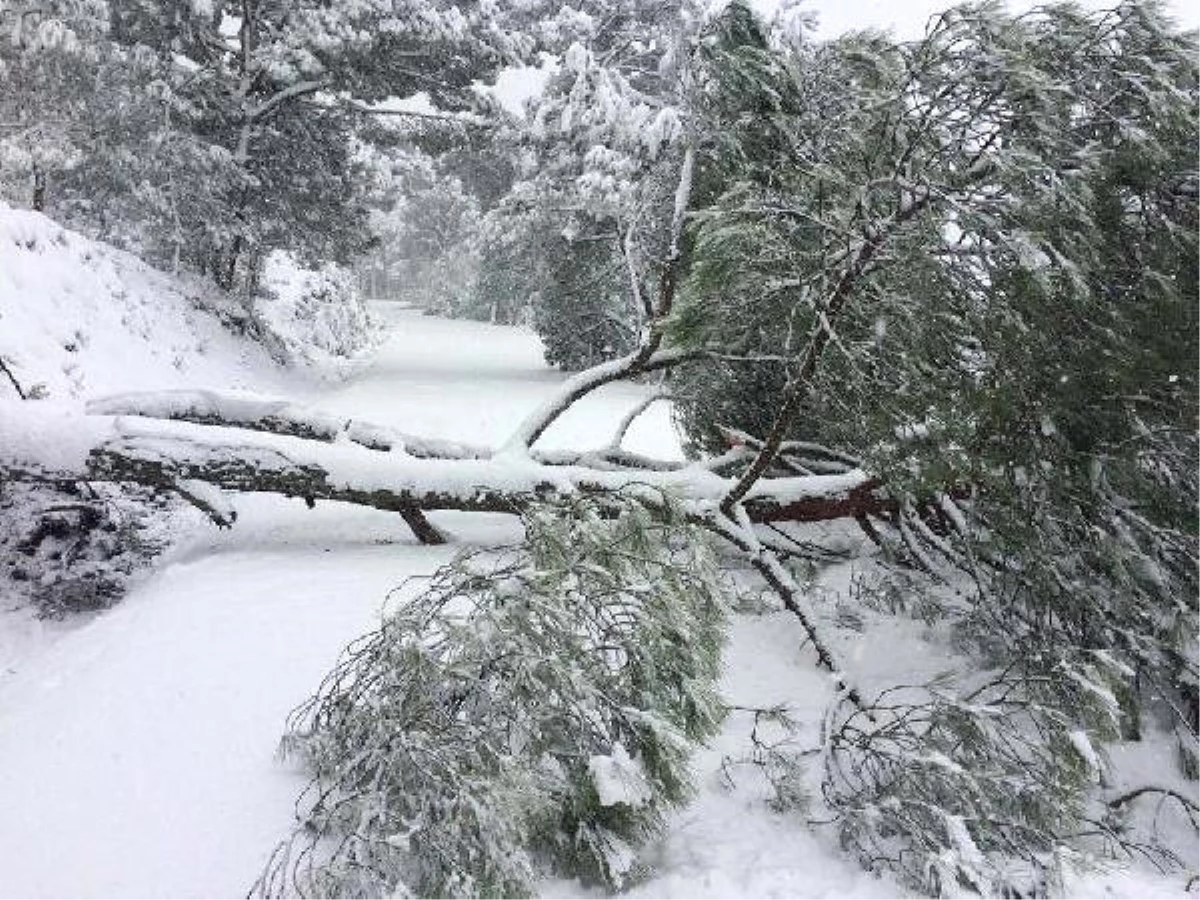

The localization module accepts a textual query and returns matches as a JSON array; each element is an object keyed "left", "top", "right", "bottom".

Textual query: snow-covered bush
[
  {"left": 255, "top": 491, "right": 728, "bottom": 898},
  {"left": 0, "top": 481, "right": 169, "bottom": 617},
  {"left": 257, "top": 252, "right": 378, "bottom": 369}
]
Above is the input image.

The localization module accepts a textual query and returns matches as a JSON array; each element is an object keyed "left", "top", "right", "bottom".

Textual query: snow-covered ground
[{"left": 0, "top": 222, "right": 1194, "bottom": 897}]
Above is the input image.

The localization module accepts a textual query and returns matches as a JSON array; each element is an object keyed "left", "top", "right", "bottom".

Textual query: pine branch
[
  {"left": 720, "top": 187, "right": 932, "bottom": 516},
  {"left": 712, "top": 515, "right": 869, "bottom": 713},
  {"left": 1107, "top": 787, "right": 1200, "bottom": 817},
  {"left": 245, "top": 79, "right": 331, "bottom": 123}
]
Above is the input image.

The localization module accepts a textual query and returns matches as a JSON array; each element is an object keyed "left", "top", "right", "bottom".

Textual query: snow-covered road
[{"left": 310, "top": 306, "right": 680, "bottom": 454}]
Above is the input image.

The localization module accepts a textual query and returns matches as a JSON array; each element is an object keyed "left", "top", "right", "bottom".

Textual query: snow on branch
[
  {"left": 173, "top": 478, "right": 238, "bottom": 528},
  {"left": 88, "top": 390, "right": 347, "bottom": 442},
  {"left": 246, "top": 79, "right": 331, "bottom": 123},
  {"left": 500, "top": 146, "right": 697, "bottom": 455},
  {"left": 606, "top": 390, "right": 668, "bottom": 451},
  {"left": 498, "top": 347, "right": 697, "bottom": 455},
  {"left": 87, "top": 390, "right": 491, "bottom": 459},
  {"left": 0, "top": 400, "right": 878, "bottom": 528}
]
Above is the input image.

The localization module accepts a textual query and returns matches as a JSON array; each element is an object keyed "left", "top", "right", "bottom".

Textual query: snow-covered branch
[
  {"left": 499, "top": 347, "right": 697, "bottom": 455},
  {"left": 246, "top": 79, "right": 331, "bottom": 123},
  {"left": 87, "top": 390, "right": 491, "bottom": 460},
  {"left": 708, "top": 514, "right": 869, "bottom": 711},
  {"left": 0, "top": 401, "right": 880, "bottom": 532},
  {"left": 606, "top": 390, "right": 667, "bottom": 451}
]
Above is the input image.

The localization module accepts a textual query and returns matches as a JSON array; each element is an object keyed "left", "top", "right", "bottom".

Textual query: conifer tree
[
  {"left": 666, "top": 3, "right": 1198, "bottom": 891},
  {"left": 470, "top": 0, "right": 693, "bottom": 369}
]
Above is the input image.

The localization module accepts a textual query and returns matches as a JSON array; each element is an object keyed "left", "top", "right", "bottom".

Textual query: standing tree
[
  {"left": 355, "top": 145, "right": 483, "bottom": 312},
  {"left": 5, "top": 1, "right": 542, "bottom": 291},
  {"left": 101, "top": 0, "right": 525, "bottom": 290},
  {"left": 0, "top": 0, "right": 113, "bottom": 212},
  {"left": 470, "top": 0, "right": 693, "bottom": 368}
]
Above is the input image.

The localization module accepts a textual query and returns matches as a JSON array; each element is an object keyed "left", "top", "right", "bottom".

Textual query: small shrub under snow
[
  {"left": 0, "top": 481, "right": 172, "bottom": 618},
  {"left": 257, "top": 252, "right": 378, "bottom": 371}
]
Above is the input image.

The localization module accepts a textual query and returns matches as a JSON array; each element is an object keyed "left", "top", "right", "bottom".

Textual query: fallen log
[{"left": 1, "top": 401, "right": 886, "bottom": 539}]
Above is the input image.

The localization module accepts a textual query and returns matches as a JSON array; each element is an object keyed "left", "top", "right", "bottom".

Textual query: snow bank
[
  {"left": 0, "top": 398, "right": 110, "bottom": 473},
  {"left": 0, "top": 203, "right": 287, "bottom": 401}
]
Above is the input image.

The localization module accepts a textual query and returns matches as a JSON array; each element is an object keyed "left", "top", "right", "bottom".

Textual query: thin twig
[{"left": 0, "top": 356, "right": 27, "bottom": 400}]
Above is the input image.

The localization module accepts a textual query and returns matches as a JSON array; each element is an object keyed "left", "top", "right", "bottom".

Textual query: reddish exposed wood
[{"left": 745, "top": 478, "right": 892, "bottom": 523}]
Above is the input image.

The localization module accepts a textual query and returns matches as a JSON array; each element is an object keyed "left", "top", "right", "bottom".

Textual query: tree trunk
[
  {"left": 31, "top": 165, "right": 45, "bottom": 212},
  {"left": 0, "top": 396, "right": 886, "bottom": 530}
]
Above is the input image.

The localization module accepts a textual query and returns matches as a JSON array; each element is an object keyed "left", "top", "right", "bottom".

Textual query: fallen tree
[
  {"left": 2, "top": 5, "right": 1195, "bottom": 892},
  {"left": 3, "top": 389, "right": 884, "bottom": 528},
  {"left": 0, "top": 125, "right": 987, "bottom": 716},
  {"left": 8, "top": 387, "right": 878, "bottom": 506}
]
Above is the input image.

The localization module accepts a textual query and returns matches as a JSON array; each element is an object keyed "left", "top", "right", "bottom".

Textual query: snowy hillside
[{"left": 0, "top": 204, "right": 291, "bottom": 401}]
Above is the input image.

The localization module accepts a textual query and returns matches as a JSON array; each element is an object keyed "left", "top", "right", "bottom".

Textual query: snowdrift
[{"left": 0, "top": 203, "right": 372, "bottom": 402}]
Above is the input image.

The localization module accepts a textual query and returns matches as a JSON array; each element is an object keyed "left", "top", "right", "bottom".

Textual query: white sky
[{"left": 780, "top": 0, "right": 1199, "bottom": 40}]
